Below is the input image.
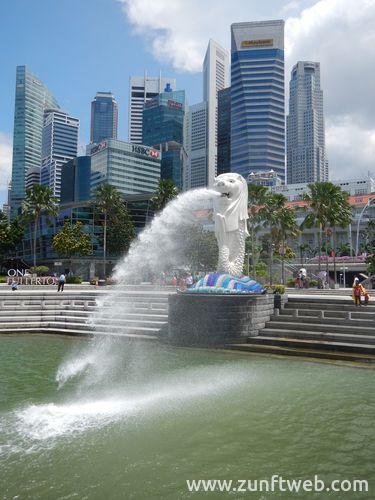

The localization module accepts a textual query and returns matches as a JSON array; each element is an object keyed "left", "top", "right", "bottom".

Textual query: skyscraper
[
  {"left": 10, "top": 66, "right": 59, "bottom": 216},
  {"left": 230, "top": 20, "right": 285, "bottom": 181},
  {"left": 90, "top": 139, "right": 161, "bottom": 196},
  {"left": 187, "top": 102, "right": 208, "bottom": 189},
  {"left": 90, "top": 92, "right": 118, "bottom": 144},
  {"left": 217, "top": 87, "right": 231, "bottom": 176},
  {"left": 287, "top": 61, "right": 328, "bottom": 184},
  {"left": 40, "top": 109, "right": 79, "bottom": 199},
  {"left": 142, "top": 90, "right": 187, "bottom": 190},
  {"left": 128, "top": 73, "right": 176, "bottom": 144},
  {"left": 60, "top": 156, "right": 91, "bottom": 204},
  {"left": 203, "top": 40, "right": 230, "bottom": 185}
]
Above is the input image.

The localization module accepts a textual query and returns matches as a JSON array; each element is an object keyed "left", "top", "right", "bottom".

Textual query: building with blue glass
[
  {"left": 41, "top": 108, "right": 79, "bottom": 199},
  {"left": 10, "top": 66, "right": 59, "bottom": 217},
  {"left": 90, "top": 92, "right": 118, "bottom": 144},
  {"left": 230, "top": 20, "right": 285, "bottom": 182},
  {"left": 142, "top": 89, "right": 187, "bottom": 190},
  {"left": 217, "top": 87, "right": 231, "bottom": 176},
  {"left": 60, "top": 156, "right": 91, "bottom": 204}
]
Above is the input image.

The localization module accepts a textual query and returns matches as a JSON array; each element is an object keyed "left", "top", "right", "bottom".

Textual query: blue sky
[
  {"left": 0, "top": 0, "right": 202, "bottom": 206},
  {"left": 1, "top": 0, "right": 375, "bottom": 208},
  {"left": 0, "top": 0, "right": 202, "bottom": 143}
]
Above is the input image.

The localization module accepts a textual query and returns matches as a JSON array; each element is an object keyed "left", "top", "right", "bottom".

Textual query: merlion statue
[
  {"left": 213, "top": 173, "right": 249, "bottom": 277},
  {"left": 186, "top": 172, "right": 265, "bottom": 294}
]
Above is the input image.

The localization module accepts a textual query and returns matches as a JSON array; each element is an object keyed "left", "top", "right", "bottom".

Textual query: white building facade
[
  {"left": 203, "top": 39, "right": 230, "bottom": 186},
  {"left": 187, "top": 102, "right": 208, "bottom": 189},
  {"left": 40, "top": 109, "right": 79, "bottom": 199}
]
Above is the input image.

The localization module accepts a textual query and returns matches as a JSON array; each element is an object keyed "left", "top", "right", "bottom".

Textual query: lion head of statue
[{"left": 213, "top": 173, "right": 249, "bottom": 235}]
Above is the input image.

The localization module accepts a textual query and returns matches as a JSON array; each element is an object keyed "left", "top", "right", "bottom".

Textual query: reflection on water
[{"left": 0, "top": 335, "right": 374, "bottom": 499}]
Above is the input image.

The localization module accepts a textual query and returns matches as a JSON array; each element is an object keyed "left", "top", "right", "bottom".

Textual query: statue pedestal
[{"left": 167, "top": 293, "right": 275, "bottom": 346}]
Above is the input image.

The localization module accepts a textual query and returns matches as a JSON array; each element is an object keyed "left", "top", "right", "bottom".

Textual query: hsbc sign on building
[
  {"left": 132, "top": 145, "right": 160, "bottom": 159},
  {"left": 90, "top": 138, "right": 161, "bottom": 196}
]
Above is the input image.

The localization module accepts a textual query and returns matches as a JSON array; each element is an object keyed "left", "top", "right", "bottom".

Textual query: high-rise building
[
  {"left": 287, "top": 61, "right": 328, "bottom": 184},
  {"left": 203, "top": 40, "right": 230, "bottom": 185},
  {"left": 10, "top": 66, "right": 59, "bottom": 216},
  {"left": 90, "top": 139, "right": 161, "bottom": 196},
  {"left": 217, "top": 87, "right": 231, "bottom": 176},
  {"left": 40, "top": 109, "right": 79, "bottom": 199},
  {"left": 187, "top": 102, "right": 208, "bottom": 189},
  {"left": 60, "top": 156, "right": 91, "bottom": 204},
  {"left": 230, "top": 20, "right": 285, "bottom": 182},
  {"left": 128, "top": 73, "right": 176, "bottom": 144},
  {"left": 25, "top": 166, "right": 41, "bottom": 190},
  {"left": 90, "top": 92, "right": 118, "bottom": 144},
  {"left": 142, "top": 89, "right": 187, "bottom": 190}
]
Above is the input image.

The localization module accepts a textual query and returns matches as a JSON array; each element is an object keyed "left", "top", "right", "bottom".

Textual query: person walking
[{"left": 57, "top": 273, "right": 66, "bottom": 292}]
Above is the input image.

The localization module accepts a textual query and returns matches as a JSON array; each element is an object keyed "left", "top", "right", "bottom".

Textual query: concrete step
[
  {"left": 247, "top": 335, "right": 375, "bottom": 354},
  {"left": 46, "top": 321, "right": 162, "bottom": 334},
  {"left": 0, "top": 325, "right": 158, "bottom": 340},
  {"left": 265, "top": 320, "right": 375, "bottom": 336},
  {"left": 261, "top": 328, "right": 375, "bottom": 345},
  {"left": 226, "top": 342, "right": 375, "bottom": 364}
]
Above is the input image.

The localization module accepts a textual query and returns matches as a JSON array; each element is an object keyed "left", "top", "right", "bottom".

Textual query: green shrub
[
  {"left": 271, "top": 284, "right": 286, "bottom": 295},
  {"left": 66, "top": 276, "right": 82, "bottom": 284},
  {"left": 309, "top": 279, "right": 318, "bottom": 287},
  {"left": 0, "top": 275, "right": 8, "bottom": 283},
  {"left": 29, "top": 265, "right": 49, "bottom": 276}
]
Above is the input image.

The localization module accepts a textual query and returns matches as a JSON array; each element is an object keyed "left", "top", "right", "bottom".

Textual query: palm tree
[
  {"left": 22, "top": 185, "right": 58, "bottom": 267},
  {"left": 276, "top": 206, "right": 300, "bottom": 284},
  {"left": 327, "top": 189, "right": 352, "bottom": 282},
  {"left": 261, "top": 193, "right": 287, "bottom": 285},
  {"left": 302, "top": 182, "right": 334, "bottom": 272},
  {"left": 302, "top": 182, "right": 352, "bottom": 279},
  {"left": 91, "top": 183, "right": 123, "bottom": 278},
  {"left": 151, "top": 179, "right": 178, "bottom": 212},
  {"left": 247, "top": 184, "right": 268, "bottom": 276}
]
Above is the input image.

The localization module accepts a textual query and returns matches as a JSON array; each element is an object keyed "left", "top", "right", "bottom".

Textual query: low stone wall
[{"left": 168, "top": 293, "right": 276, "bottom": 346}]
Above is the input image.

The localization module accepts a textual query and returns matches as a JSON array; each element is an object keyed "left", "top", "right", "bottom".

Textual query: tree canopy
[{"left": 52, "top": 220, "right": 92, "bottom": 259}]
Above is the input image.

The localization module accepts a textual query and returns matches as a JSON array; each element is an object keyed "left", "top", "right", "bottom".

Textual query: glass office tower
[
  {"left": 60, "top": 156, "right": 91, "bottom": 204},
  {"left": 217, "top": 87, "right": 231, "bottom": 176},
  {"left": 142, "top": 90, "right": 187, "bottom": 190},
  {"left": 90, "top": 92, "right": 118, "bottom": 144},
  {"left": 129, "top": 73, "right": 176, "bottom": 144},
  {"left": 230, "top": 20, "right": 285, "bottom": 182},
  {"left": 10, "top": 66, "right": 59, "bottom": 216},
  {"left": 41, "top": 109, "right": 79, "bottom": 199},
  {"left": 287, "top": 61, "right": 328, "bottom": 184}
]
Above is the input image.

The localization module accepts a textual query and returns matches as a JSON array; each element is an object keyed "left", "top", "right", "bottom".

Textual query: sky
[{"left": 1, "top": 0, "right": 375, "bottom": 207}]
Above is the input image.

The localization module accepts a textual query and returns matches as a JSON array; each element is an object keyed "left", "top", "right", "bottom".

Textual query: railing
[{"left": 274, "top": 308, "right": 374, "bottom": 321}]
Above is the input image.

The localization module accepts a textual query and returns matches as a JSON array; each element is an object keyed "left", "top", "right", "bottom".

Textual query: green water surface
[{"left": 0, "top": 335, "right": 374, "bottom": 499}]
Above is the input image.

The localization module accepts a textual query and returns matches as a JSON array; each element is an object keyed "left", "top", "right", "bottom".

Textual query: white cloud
[
  {"left": 119, "top": 0, "right": 375, "bottom": 179},
  {"left": 326, "top": 117, "right": 375, "bottom": 180},
  {"left": 0, "top": 132, "right": 12, "bottom": 191}
]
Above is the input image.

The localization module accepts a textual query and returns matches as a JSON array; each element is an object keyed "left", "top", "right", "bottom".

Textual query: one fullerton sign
[
  {"left": 7, "top": 269, "right": 57, "bottom": 285},
  {"left": 241, "top": 39, "right": 273, "bottom": 47}
]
